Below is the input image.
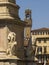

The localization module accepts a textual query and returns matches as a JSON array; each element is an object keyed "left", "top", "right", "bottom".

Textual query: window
[
  {"left": 43, "top": 56, "right": 47, "bottom": 64},
  {"left": 38, "top": 39, "right": 41, "bottom": 43},
  {"left": 46, "top": 32, "right": 47, "bottom": 35},
  {"left": 43, "top": 32, "right": 44, "bottom": 35},
  {"left": 44, "top": 39, "right": 46, "bottom": 43},
  {"left": 40, "top": 32, "right": 42, "bottom": 35},
  {"left": 38, "top": 32, "right": 39, "bottom": 35},
  {"left": 37, "top": 46, "right": 42, "bottom": 54},
  {"left": 34, "top": 32, "right": 36, "bottom": 35},
  {"left": 48, "top": 32, "right": 49, "bottom": 34},
  {"left": 38, "top": 32, "right": 42, "bottom": 35},
  {"left": 38, "top": 56, "right": 42, "bottom": 63},
  {"left": 44, "top": 56, "right": 47, "bottom": 60},
  {"left": 44, "top": 46, "right": 47, "bottom": 53}
]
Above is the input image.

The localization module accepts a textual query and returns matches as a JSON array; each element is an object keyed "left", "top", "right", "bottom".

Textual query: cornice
[
  {"left": 0, "top": 19, "right": 25, "bottom": 27},
  {"left": 0, "top": 2, "right": 20, "bottom": 9}
]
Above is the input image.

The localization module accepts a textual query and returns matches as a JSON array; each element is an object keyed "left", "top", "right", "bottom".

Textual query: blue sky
[{"left": 16, "top": 0, "right": 49, "bottom": 30}]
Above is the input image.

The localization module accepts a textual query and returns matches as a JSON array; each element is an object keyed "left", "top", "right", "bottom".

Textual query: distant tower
[{"left": 24, "top": 9, "right": 32, "bottom": 47}]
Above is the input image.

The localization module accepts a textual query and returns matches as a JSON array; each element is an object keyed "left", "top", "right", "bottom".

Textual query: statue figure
[{"left": 7, "top": 32, "right": 17, "bottom": 56}]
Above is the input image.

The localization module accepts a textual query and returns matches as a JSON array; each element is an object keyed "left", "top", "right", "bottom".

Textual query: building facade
[{"left": 31, "top": 28, "right": 49, "bottom": 65}]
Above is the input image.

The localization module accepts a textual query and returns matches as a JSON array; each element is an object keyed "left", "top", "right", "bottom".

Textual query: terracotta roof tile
[{"left": 31, "top": 28, "right": 49, "bottom": 32}]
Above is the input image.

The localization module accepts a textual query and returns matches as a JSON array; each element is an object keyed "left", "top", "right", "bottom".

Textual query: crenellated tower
[
  {"left": 24, "top": 9, "right": 32, "bottom": 47},
  {"left": 24, "top": 9, "right": 32, "bottom": 59}
]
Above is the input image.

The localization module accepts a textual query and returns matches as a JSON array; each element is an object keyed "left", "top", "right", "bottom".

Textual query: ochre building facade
[{"left": 31, "top": 28, "right": 49, "bottom": 65}]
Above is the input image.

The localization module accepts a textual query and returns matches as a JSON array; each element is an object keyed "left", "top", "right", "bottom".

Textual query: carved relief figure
[{"left": 7, "top": 32, "right": 17, "bottom": 56}]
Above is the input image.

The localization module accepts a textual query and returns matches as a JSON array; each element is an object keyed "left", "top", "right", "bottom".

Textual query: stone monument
[{"left": 0, "top": 0, "right": 25, "bottom": 65}]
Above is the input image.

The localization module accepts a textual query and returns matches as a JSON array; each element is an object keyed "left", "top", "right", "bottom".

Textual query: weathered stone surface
[
  {"left": 0, "top": 0, "right": 19, "bottom": 19},
  {"left": 0, "top": 0, "right": 16, "bottom": 4},
  {"left": 0, "top": 0, "right": 25, "bottom": 65},
  {"left": 0, "top": 60, "right": 17, "bottom": 65}
]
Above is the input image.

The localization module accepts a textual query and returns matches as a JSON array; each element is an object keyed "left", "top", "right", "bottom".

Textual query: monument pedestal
[
  {"left": 0, "top": 54, "right": 19, "bottom": 65},
  {"left": 0, "top": 59, "right": 17, "bottom": 65},
  {"left": 0, "top": 0, "right": 25, "bottom": 65}
]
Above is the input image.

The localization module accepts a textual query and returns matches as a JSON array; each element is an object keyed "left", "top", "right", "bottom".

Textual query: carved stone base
[
  {"left": 0, "top": 56, "right": 19, "bottom": 65},
  {"left": 0, "top": 52, "right": 19, "bottom": 65},
  {"left": 0, "top": 59, "right": 17, "bottom": 65}
]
